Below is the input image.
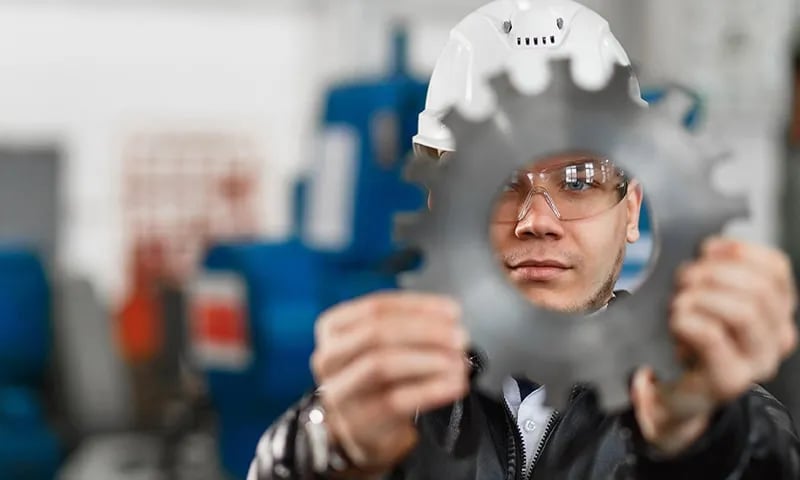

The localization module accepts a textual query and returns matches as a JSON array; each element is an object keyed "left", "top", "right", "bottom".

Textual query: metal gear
[{"left": 399, "top": 60, "right": 747, "bottom": 411}]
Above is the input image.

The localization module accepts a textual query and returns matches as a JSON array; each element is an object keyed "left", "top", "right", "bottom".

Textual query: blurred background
[{"left": 0, "top": 0, "right": 798, "bottom": 478}]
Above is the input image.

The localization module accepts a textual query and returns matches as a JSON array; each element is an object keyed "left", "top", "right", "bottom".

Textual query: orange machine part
[{"left": 117, "top": 283, "right": 164, "bottom": 363}]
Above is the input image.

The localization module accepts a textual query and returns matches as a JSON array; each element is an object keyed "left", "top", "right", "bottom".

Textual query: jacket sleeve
[
  {"left": 631, "top": 386, "right": 800, "bottom": 479},
  {"left": 246, "top": 392, "right": 322, "bottom": 480}
]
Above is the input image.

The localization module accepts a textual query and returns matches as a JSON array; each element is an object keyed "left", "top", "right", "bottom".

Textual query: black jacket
[
  {"left": 249, "top": 377, "right": 800, "bottom": 480},
  {"left": 393, "top": 382, "right": 800, "bottom": 479}
]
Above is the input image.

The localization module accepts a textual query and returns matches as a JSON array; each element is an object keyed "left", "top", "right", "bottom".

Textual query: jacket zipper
[
  {"left": 503, "top": 401, "right": 527, "bottom": 480},
  {"left": 527, "top": 410, "right": 561, "bottom": 479},
  {"left": 504, "top": 401, "right": 560, "bottom": 480},
  {"left": 504, "top": 384, "right": 585, "bottom": 480}
]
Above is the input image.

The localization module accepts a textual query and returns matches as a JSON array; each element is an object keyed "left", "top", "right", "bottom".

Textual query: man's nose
[{"left": 513, "top": 190, "right": 565, "bottom": 239}]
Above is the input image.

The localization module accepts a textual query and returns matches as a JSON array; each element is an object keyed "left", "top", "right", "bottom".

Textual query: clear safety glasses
[
  {"left": 411, "top": 145, "right": 629, "bottom": 222},
  {"left": 494, "top": 157, "right": 629, "bottom": 222}
]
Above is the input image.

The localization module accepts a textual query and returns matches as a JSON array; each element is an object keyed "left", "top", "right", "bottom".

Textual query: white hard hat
[{"left": 414, "top": 0, "right": 640, "bottom": 153}]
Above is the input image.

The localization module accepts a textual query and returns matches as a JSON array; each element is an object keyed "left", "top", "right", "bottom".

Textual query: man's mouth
[{"left": 507, "top": 259, "right": 572, "bottom": 282}]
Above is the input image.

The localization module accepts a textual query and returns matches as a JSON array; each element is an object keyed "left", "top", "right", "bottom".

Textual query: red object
[
  {"left": 188, "top": 274, "right": 252, "bottom": 370},
  {"left": 116, "top": 240, "right": 168, "bottom": 362},
  {"left": 194, "top": 302, "right": 247, "bottom": 346},
  {"left": 117, "top": 284, "right": 163, "bottom": 363}
]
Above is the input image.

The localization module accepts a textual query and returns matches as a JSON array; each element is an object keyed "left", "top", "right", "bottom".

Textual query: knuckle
[
  {"left": 702, "top": 322, "right": 725, "bottom": 346},
  {"left": 368, "top": 357, "right": 392, "bottom": 383},
  {"left": 362, "top": 295, "right": 388, "bottom": 320},
  {"left": 728, "top": 303, "right": 755, "bottom": 331},
  {"left": 363, "top": 321, "right": 386, "bottom": 349}
]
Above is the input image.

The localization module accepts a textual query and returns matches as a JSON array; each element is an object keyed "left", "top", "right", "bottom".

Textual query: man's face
[{"left": 489, "top": 152, "right": 644, "bottom": 313}]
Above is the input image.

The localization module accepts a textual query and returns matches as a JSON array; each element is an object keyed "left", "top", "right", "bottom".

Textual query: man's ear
[{"left": 626, "top": 181, "right": 643, "bottom": 244}]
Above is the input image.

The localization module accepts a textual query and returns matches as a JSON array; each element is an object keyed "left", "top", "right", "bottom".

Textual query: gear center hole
[{"left": 488, "top": 151, "right": 655, "bottom": 313}]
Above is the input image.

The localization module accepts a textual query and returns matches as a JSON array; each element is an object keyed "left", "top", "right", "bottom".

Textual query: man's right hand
[{"left": 310, "top": 292, "right": 470, "bottom": 475}]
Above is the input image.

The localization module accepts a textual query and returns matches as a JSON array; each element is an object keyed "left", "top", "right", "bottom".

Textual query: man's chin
[{"left": 517, "top": 285, "right": 589, "bottom": 314}]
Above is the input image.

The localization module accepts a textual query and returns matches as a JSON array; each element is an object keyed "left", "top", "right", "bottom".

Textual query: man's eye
[{"left": 562, "top": 180, "right": 593, "bottom": 191}]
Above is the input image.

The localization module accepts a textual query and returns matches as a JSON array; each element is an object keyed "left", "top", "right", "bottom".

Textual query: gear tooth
[
  {"left": 487, "top": 71, "right": 517, "bottom": 103},
  {"left": 403, "top": 157, "right": 438, "bottom": 185},
  {"left": 393, "top": 212, "right": 423, "bottom": 244},
  {"left": 706, "top": 148, "right": 731, "bottom": 167},
  {"left": 651, "top": 86, "right": 699, "bottom": 125},
  {"left": 475, "top": 365, "right": 506, "bottom": 400},
  {"left": 724, "top": 193, "right": 750, "bottom": 220},
  {"left": 605, "top": 62, "right": 636, "bottom": 100},
  {"left": 548, "top": 58, "right": 574, "bottom": 90},
  {"left": 442, "top": 108, "right": 476, "bottom": 140},
  {"left": 696, "top": 149, "right": 729, "bottom": 179},
  {"left": 595, "top": 377, "right": 632, "bottom": 412},
  {"left": 544, "top": 382, "right": 571, "bottom": 410}
]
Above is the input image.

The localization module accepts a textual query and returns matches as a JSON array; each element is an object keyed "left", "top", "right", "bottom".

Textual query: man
[{"left": 249, "top": 1, "right": 800, "bottom": 478}]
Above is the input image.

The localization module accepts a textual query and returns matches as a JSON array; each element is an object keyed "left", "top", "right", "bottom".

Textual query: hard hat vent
[
  {"left": 516, "top": 36, "right": 557, "bottom": 47},
  {"left": 508, "top": 9, "right": 567, "bottom": 49}
]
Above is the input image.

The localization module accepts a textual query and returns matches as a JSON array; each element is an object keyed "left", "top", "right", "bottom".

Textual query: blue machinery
[{"left": 0, "top": 248, "right": 60, "bottom": 479}]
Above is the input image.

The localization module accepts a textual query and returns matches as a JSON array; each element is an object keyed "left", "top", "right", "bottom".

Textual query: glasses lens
[{"left": 494, "top": 157, "right": 628, "bottom": 223}]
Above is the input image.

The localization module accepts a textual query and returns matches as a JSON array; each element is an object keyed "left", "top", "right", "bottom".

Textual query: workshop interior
[{"left": 0, "top": 0, "right": 798, "bottom": 478}]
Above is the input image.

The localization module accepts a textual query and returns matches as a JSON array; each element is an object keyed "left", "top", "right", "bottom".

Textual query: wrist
[
  {"left": 303, "top": 399, "right": 354, "bottom": 475},
  {"left": 304, "top": 396, "right": 384, "bottom": 479}
]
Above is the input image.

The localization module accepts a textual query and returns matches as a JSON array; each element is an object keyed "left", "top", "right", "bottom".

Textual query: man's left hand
[{"left": 630, "top": 237, "right": 798, "bottom": 456}]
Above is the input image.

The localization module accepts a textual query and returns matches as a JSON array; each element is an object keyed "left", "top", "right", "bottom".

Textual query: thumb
[{"left": 631, "top": 366, "right": 665, "bottom": 441}]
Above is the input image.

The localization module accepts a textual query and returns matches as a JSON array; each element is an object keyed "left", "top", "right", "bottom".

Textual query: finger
[
  {"left": 671, "top": 311, "right": 753, "bottom": 401},
  {"left": 331, "top": 369, "right": 468, "bottom": 442},
  {"left": 678, "top": 260, "right": 790, "bottom": 313},
  {"left": 673, "top": 288, "right": 779, "bottom": 380},
  {"left": 312, "top": 316, "right": 469, "bottom": 380},
  {"left": 323, "top": 348, "right": 469, "bottom": 406},
  {"left": 672, "top": 288, "right": 766, "bottom": 358},
  {"left": 678, "top": 258, "right": 795, "bottom": 322},
  {"left": 381, "top": 369, "right": 470, "bottom": 415},
  {"left": 701, "top": 238, "right": 797, "bottom": 302},
  {"left": 676, "top": 260, "right": 797, "bottom": 357},
  {"left": 630, "top": 367, "right": 663, "bottom": 440},
  {"left": 316, "top": 292, "right": 461, "bottom": 342}
]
